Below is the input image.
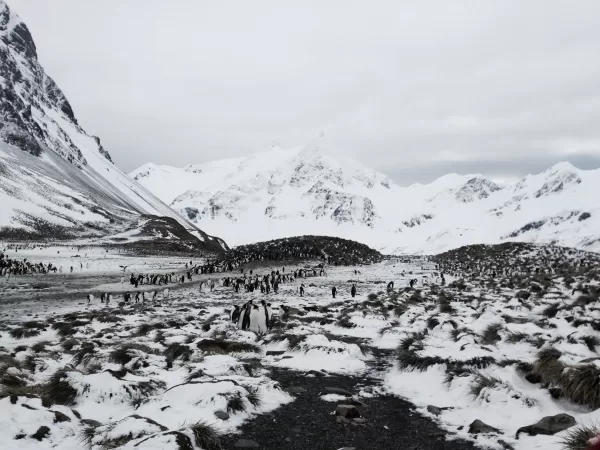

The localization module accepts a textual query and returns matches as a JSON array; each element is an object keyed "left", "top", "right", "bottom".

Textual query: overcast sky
[{"left": 10, "top": 0, "right": 600, "bottom": 185}]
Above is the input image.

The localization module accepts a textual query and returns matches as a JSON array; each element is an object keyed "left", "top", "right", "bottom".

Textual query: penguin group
[{"left": 230, "top": 300, "right": 274, "bottom": 334}]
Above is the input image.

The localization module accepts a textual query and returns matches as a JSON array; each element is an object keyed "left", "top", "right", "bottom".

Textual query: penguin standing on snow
[
  {"left": 260, "top": 300, "right": 272, "bottom": 331},
  {"left": 135, "top": 292, "right": 141, "bottom": 303},
  {"left": 87, "top": 294, "right": 94, "bottom": 303},
  {"left": 163, "top": 288, "right": 169, "bottom": 299},
  {"left": 231, "top": 305, "right": 241, "bottom": 324},
  {"left": 351, "top": 284, "right": 357, "bottom": 298},
  {"left": 249, "top": 303, "right": 266, "bottom": 334},
  {"left": 332, "top": 286, "right": 337, "bottom": 299},
  {"left": 100, "top": 293, "right": 106, "bottom": 303},
  {"left": 241, "top": 301, "right": 253, "bottom": 331}
]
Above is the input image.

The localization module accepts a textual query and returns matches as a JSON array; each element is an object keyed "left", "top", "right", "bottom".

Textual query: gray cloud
[{"left": 9, "top": 0, "right": 600, "bottom": 179}]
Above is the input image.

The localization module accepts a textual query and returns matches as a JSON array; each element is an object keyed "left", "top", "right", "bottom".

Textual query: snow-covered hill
[
  {"left": 0, "top": 1, "right": 226, "bottom": 251},
  {"left": 130, "top": 140, "right": 599, "bottom": 254}
]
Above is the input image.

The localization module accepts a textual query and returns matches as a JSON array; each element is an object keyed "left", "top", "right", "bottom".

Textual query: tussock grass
[
  {"left": 189, "top": 421, "right": 223, "bottom": 450},
  {"left": 469, "top": 373, "right": 504, "bottom": 398},
  {"left": 164, "top": 343, "right": 192, "bottom": 368},
  {"left": 582, "top": 335, "right": 600, "bottom": 352},
  {"left": 542, "top": 303, "right": 560, "bottom": 318},
  {"left": 196, "top": 339, "right": 260, "bottom": 355},
  {"left": 110, "top": 344, "right": 157, "bottom": 365},
  {"left": 226, "top": 392, "right": 245, "bottom": 413},
  {"left": 481, "top": 323, "right": 503, "bottom": 345},
  {"left": 31, "top": 341, "right": 52, "bottom": 353},
  {"left": 9, "top": 327, "right": 41, "bottom": 339},
  {"left": 560, "top": 424, "right": 600, "bottom": 450},
  {"left": 42, "top": 369, "right": 78, "bottom": 406}
]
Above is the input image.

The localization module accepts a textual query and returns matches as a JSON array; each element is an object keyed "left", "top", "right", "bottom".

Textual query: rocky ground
[{"left": 1, "top": 242, "right": 599, "bottom": 450}]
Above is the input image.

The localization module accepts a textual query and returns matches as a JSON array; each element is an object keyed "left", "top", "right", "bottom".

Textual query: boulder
[
  {"left": 214, "top": 410, "right": 229, "bottom": 421},
  {"left": 52, "top": 410, "right": 71, "bottom": 423},
  {"left": 335, "top": 405, "right": 361, "bottom": 419},
  {"left": 322, "top": 387, "right": 353, "bottom": 397},
  {"left": 31, "top": 426, "right": 50, "bottom": 441},
  {"left": 516, "top": 414, "right": 576, "bottom": 437},
  {"left": 468, "top": 419, "right": 501, "bottom": 434},
  {"left": 427, "top": 405, "right": 442, "bottom": 416}
]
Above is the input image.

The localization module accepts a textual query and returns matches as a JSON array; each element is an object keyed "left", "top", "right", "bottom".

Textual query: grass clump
[
  {"left": 196, "top": 339, "right": 260, "bottom": 355},
  {"left": 110, "top": 344, "right": 156, "bottom": 365},
  {"left": 42, "top": 369, "right": 78, "bottom": 406},
  {"left": 560, "top": 424, "right": 600, "bottom": 450},
  {"left": 481, "top": 323, "right": 504, "bottom": 345},
  {"left": 189, "top": 421, "right": 223, "bottom": 450}
]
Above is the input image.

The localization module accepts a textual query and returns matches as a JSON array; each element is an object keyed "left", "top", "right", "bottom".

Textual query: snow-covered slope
[
  {"left": 131, "top": 140, "right": 599, "bottom": 254},
  {"left": 0, "top": 1, "right": 226, "bottom": 251}
]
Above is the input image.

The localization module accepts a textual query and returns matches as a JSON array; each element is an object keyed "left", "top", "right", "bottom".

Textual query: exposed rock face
[
  {"left": 132, "top": 143, "right": 600, "bottom": 254},
  {"left": 0, "top": 0, "right": 226, "bottom": 250}
]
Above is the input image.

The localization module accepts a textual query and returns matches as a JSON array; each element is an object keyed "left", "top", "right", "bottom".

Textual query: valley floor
[{"left": 0, "top": 244, "right": 599, "bottom": 450}]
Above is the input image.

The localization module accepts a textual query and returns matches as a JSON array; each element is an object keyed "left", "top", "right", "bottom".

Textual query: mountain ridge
[
  {"left": 130, "top": 143, "right": 600, "bottom": 254},
  {"left": 0, "top": 0, "right": 227, "bottom": 252}
]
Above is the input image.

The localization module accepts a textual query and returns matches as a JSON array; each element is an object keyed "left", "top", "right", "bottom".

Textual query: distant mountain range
[
  {"left": 0, "top": 1, "right": 226, "bottom": 252},
  {"left": 131, "top": 140, "right": 599, "bottom": 254}
]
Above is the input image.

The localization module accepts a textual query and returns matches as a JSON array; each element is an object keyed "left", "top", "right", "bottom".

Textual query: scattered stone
[
  {"left": 516, "top": 414, "right": 576, "bottom": 437},
  {"left": 52, "top": 411, "right": 71, "bottom": 423},
  {"left": 31, "top": 426, "right": 50, "bottom": 441},
  {"left": 9, "top": 395, "right": 17, "bottom": 404},
  {"left": 427, "top": 405, "right": 442, "bottom": 416},
  {"left": 307, "top": 370, "right": 325, "bottom": 377},
  {"left": 288, "top": 386, "right": 306, "bottom": 394},
  {"left": 336, "top": 416, "right": 351, "bottom": 424},
  {"left": 353, "top": 417, "right": 367, "bottom": 424},
  {"left": 71, "top": 409, "right": 82, "bottom": 419},
  {"left": 81, "top": 419, "right": 102, "bottom": 427},
  {"left": 468, "top": 419, "right": 501, "bottom": 434},
  {"left": 21, "top": 404, "right": 37, "bottom": 410},
  {"left": 323, "top": 387, "right": 353, "bottom": 397},
  {"left": 498, "top": 439, "right": 515, "bottom": 450},
  {"left": 14, "top": 434, "right": 26, "bottom": 440},
  {"left": 266, "top": 350, "right": 285, "bottom": 356},
  {"left": 335, "top": 405, "right": 361, "bottom": 419},
  {"left": 234, "top": 438, "right": 260, "bottom": 448},
  {"left": 281, "top": 356, "right": 294, "bottom": 360},
  {"left": 214, "top": 410, "right": 229, "bottom": 421},
  {"left": 515, "top": 291, "right": 530, "bottom": 300}
]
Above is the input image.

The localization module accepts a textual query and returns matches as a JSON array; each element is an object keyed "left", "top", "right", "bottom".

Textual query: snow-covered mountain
[
  {"left": 0, "top": 1, "right": 226, "bottom": 251},
  {"left": 130, "top": 139, "right": 599, "bottom": 254}
]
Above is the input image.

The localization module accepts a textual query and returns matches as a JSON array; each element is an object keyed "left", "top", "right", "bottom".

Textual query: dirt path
[{"left": 221, "top": 367, "right": 479, "bottom": 450}]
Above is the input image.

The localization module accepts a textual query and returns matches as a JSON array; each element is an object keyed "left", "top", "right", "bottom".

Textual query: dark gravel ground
[{"left": 220, "top": 367, "right": 480, "bottom": 450}]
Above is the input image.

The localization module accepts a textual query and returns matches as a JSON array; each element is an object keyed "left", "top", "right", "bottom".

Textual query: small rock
[
  {"left": 281, "top": 356, "right": 294, "bottom": 360},
  {"left": 266, "top": 350, "right": 285, "bottom": 356},
  {"left": 9, "top": 395, "right": 17, "bottom": 404},
  {"left": 515, "top": 291, "right": 530, "bottom": 300},
  {"left": 336, "top": 416, "right": 351, "bottom": 424},
  {"left": 516, "top": 414, "right": 576, "bottom": 437},
  {"left": 288, "top": 386, "right": 306, "bottom": 394},
  {"left": 468, "top": 419, "right": 501, "bottom": 434},
  {"left": 234, "top": 439, "right": 260, "bottom": 448},
  {"left": 31, "top": 426, "right": 50, "bottom": 441},
  {"left": 214, "top": 410, "right": 229, "bottom": 421},
  {"left": 21, "top": 404, "right": 37, "bottom": 410},
  {"left": 81, "top": 419, "right": 102, "bottom": 428},
  {"left": 427, "top": 405, "right": 442, "bottom": 416},
  {"left": 353, "top": 418, "right": 367, "bottom": 424},
  {"left": 323, "top": 387, "right": 353, "bottom": 397},
  {"left": 71, "top": 409, "right": 82, "bottom": 419},
  {"left": 14, "top": 434, "right": 26, "bottom": 440},
  {"left": 498, "top": 439, "right": 515, "bottom": 450},
  {"left": 307, "top": 370, "right": 325, "bottom": 377},
  {"left": 52, "top": 411, "right": 71, "bottom": 423},
  {"left": 335, "top": 405, "right": 361, "bottom": 419}
]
